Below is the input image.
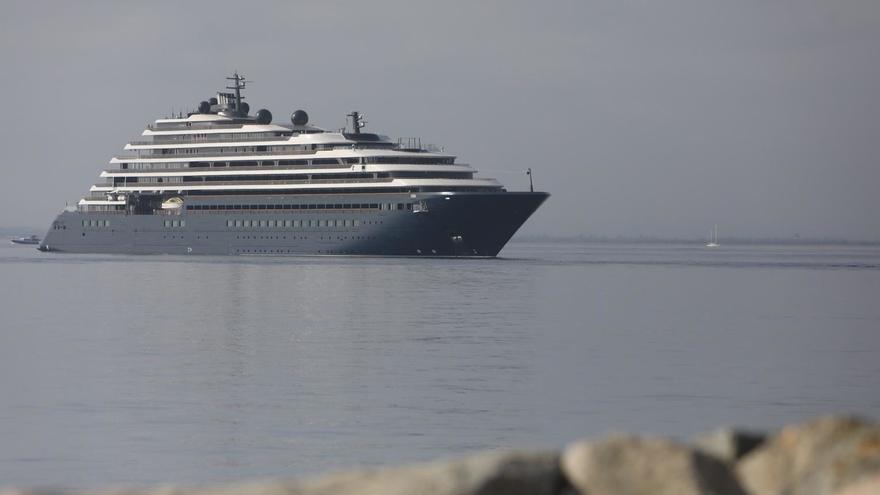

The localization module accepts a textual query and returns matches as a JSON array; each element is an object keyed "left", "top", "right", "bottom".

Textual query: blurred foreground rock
[
  {"left": 736, "top": 416, "right": 880, "bottom": 495},
  {"left": 561, "top": 435, "right": 746, "bottom": 495},
  {"left": 3, "top": 415, "right": 878, "bottom": 495},
  {"left": 694, "top": 428, "right": 766, "bottom": 463}
]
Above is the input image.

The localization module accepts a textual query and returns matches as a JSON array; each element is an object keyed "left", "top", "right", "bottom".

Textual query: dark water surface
[{"left": 1, "top": 240, "right": 879, "bottom": 486}]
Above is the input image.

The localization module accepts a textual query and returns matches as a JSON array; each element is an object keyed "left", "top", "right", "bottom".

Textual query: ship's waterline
[{"left": 42, "top": 191, "right": 547, "bottom": 256}]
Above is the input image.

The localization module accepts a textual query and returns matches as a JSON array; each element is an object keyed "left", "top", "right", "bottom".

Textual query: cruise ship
[{"left": 40, "top": 74, "right": 548, "bottom": 256}]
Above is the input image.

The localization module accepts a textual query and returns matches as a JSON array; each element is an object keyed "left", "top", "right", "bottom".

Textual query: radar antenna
[{"left": 226, "top": 72, "right": 250, "bottom": 116}]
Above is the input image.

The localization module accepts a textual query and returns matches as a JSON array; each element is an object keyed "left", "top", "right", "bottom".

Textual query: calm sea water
[{"left": 1, "top": 240, "right": 879, "bottom": 487}]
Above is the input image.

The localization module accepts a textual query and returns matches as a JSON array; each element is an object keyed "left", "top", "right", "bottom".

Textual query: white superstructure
[{"left": 78, "top": 75, "right": 503, "bottom": 210}]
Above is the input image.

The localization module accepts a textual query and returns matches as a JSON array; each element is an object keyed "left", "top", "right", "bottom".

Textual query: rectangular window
[
  {"left": 354, "top": 219, "right": 361, "bottom": 226},
  {"left": 164, "top": 220, "right": 171, "bottom": 228},
  {"left": 284, "top": 220, "right": 291, "bottom": 228},
  {"left": 268, "top": 220, "right": 275, "bottom": 228},
  {"left": 244, "top": 220, "right": 251, "bottom": 227},
  {"left": 172, "top": 220, "right": 179, "bottom": 227},
  {"left": 397, "top": 203, "right": 404, "bottom": 210},
  {"left": 82, "top": 220, "right": 87, "bottom": 227},
  {"left": 294, "top": 220, "right": 301, "bottom": 228},
  {"left": 105, "top": 220, "right": 110, "bottom": 227},
  {"left": 235, "top": 220, "right": 242, "bottom": 227},
  {"left": 259, "top": 220, "right": 267, "bottom": 227},
  {"left": 180, "top": 220, "right": 185, "bottom": 227},
  {"left": 227, "top": 220, "right": 234, "bottom": 227}
]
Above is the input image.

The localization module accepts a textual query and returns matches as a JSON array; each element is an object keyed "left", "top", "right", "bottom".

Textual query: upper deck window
[{"left": 365, "top": 156, "right": 454, "bottom": 165}]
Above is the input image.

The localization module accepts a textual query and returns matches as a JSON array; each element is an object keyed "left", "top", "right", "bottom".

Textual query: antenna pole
[
  {"left": 227, "top": 72, "right": 247, "bottom": 116},
  {"left": 527, "top": 168, "right": 534, "bottom": 192}
]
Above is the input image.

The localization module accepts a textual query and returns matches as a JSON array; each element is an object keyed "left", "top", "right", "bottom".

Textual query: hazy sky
[{"left": 2, "top": 0, "right": 878, "bottom": 239}]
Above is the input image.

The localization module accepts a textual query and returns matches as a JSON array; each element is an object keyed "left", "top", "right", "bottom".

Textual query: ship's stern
[{"left": 39, "top": 210, "right": 75, "bottom": 252}]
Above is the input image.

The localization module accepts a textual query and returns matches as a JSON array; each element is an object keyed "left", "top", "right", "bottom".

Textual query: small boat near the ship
[{"left": 10, "top": 235, "right": 40, "bottom": 245}]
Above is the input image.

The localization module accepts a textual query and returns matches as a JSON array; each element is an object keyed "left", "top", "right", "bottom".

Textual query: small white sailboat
[{"left": 706, "top": 225, "right": 720, "bottom": 248}]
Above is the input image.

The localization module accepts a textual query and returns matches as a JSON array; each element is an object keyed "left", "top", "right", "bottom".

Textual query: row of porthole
[
  {"left": 234, "top": 235, "right": 376, "bottom": 241},
  {"left": 235, "top": 249, "right": 364, "bottom": 255},
  {"left": 82, "top": 219, "right": 111, "bottom": 228},
  {"left": 190, "top": 202, "right": 406, "bottom": 211},
  {"left": 226, "top": 218, "right": 370, "bottom": 228}
]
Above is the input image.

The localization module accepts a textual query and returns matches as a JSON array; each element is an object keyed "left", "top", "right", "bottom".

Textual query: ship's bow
[{"left": 422, "top": 191, "right": 549, "bottom": 256}]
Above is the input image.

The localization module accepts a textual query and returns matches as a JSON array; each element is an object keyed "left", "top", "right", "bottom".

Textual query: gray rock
[
  {"left": 2, "top": 450, "right": 561, "bottom": 495},
  {"left": 2, "top": 448, "right": 562, "bottom": 495},
  {"left": 736, "top": 415, "right": 880, "bottom": 495},
  {"left": 693, "top": 428, "right": 766, "bottom": 463},
  {"left": 561, "top": 435, "right": 746, "bottom": 495},
  {"left": 295, "top": 449, "right": 562, "bottom": 495}
]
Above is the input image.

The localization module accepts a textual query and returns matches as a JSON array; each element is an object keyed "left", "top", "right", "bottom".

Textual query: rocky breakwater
[{"left": 4, "top": 415, "right": 879, "bottom": 495}]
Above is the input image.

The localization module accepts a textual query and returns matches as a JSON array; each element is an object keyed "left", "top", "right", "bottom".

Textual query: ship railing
[
  {"left": 106, "top": 163, "right": 352, "bottom": 174},
  {"left": 128, "top": 136, "right": 292, "bottom": 146},
  {"left": 396, "top": 137, "right": 443, "bottom": 153},
  {"left": 118, "top": 144, "right": 406, "bottom": 161},
  {"left": 84, "top": 193, "right": 116, "bottom": 201},
  {"left": 147, "top": 123, "right": 246, "bottom": 131},
  {"left": 116, "top": 149, "right": 322, "bottom": 160},
  {"left": 123, "top": 178, "right": 395, "bottom": 187},
  {"left": 77, "top": 206, "right": 128, "bottom": 214},
  {"left": 145, "top": 148, "right": 317, "bottom": 158}
]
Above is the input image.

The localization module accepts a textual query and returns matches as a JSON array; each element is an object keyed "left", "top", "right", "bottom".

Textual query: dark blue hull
[{"left": 40, "top": 191, "right": 548, "bottom": 257}]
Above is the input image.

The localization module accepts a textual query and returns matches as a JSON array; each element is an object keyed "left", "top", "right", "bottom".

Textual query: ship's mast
[
  {"left": 347, "top": 111, "right": 366, "bottom": 134},
  {"left": 226, "top": 72, "right": 247, "bottom": 115}
]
